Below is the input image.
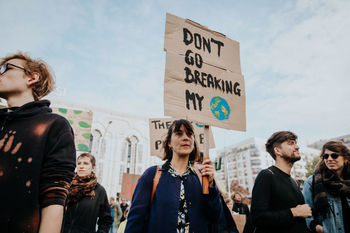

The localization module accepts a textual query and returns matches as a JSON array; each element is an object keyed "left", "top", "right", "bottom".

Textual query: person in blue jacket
[
  {"left": 125, "top": 119, "right": 222, "bottom": 233},
  {"left": 303, "top": 141, "right": 350, "bottom": 233}
]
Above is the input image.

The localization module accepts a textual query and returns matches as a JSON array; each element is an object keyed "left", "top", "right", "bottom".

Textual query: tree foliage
[{"left": 305, "top": 156, "right": 321, "bottom": 178}]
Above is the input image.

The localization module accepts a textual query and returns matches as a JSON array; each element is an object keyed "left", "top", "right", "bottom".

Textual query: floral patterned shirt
[{"left": 168, "top": 164, "right": 193, "bottom": 233}]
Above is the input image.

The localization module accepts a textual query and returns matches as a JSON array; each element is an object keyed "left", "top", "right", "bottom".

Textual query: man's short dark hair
[
  {"left": 265, "top": 131, "right": 297, "bottom": 160},
  {"left": 77, "top": 152, "right": 96, "bottom": 167}
]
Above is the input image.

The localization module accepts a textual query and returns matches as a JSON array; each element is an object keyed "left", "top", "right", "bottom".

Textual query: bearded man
[{"left": 250, "top": 131, "right": 311, "bottom": 233}]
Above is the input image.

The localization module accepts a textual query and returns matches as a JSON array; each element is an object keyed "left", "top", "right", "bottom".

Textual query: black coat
[
  {"left": 251, "top": 166, "right": 309, "bottom": 233},
  {"left": 63, "top": 183, "right": 113, "bottom": 233},
  {"left": 233, "top": 203, "right": 250, "bottom": 215},
  {"left": 209, "top": 195, "right": 239, "bottom": 233}
]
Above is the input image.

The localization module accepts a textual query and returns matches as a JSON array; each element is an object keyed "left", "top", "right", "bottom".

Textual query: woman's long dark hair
[
  {"left": 316, "top": 141, "right": 350, "bottom": 174},
  {"left": 162, "top": 119, "right": 200, "bottom": 162}
]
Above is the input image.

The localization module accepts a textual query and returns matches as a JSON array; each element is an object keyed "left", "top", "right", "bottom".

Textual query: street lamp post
[{"left": 99, "top": 120, "right": 113, "bottom": 159}]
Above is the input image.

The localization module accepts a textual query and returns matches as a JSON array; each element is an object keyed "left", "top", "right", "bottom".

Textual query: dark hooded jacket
[
  {"left": 62, "top": 183, "right": 113, "bottom": 233},
  {"left": 0, "top": 100, "right": 76, "bottom": 233}
]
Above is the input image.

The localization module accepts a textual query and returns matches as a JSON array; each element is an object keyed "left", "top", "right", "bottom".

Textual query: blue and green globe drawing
[
  {"left": 195, "top": 122, "right": 204, "bottom": 128},
  {"left": 210, "top": 96, "right": 230, "bottom": 120}
]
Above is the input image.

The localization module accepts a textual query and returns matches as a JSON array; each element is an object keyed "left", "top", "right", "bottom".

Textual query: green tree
[{"left": 305, "top": 156, "right": 321, "bottom": 177}]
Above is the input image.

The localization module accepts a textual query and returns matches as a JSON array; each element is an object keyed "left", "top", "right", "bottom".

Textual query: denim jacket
[{"left": 303, "top": 175, "right": 350, "bottom": 233}]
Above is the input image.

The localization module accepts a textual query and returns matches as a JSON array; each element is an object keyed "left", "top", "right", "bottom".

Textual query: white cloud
[
  {"left": 240, "top": 0, "right": 350, "bottom": 142},
  {"left": 1, "top": 0, "right": 349, "bottom": 151}
]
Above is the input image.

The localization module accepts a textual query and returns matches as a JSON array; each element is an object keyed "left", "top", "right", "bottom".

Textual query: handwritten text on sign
[
  {"left": 120, "top": 173, "right": 141, "bottom": 201},
  {"left": 164, "top": 13, "right": 246, "bottom": 131},
  {"left": 149, "top": 118, "right": 215, "bottom": 158}
]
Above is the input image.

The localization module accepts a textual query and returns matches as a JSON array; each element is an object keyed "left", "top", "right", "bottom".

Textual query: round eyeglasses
[
  {"left": 322, "top": 153, "right": 339, "bottom": 160},
  {"left": 0, "top": 63, "right": 27, "bottom": 75}
]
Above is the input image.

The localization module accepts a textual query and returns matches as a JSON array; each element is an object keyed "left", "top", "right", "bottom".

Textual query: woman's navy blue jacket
[{"left": 125, "top": 161, "right": 222, "bottom": 233}]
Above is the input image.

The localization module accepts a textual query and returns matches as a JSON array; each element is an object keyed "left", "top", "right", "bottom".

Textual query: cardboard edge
[{"left": 185, "top": 18, "right": 226, "bottom": 38}]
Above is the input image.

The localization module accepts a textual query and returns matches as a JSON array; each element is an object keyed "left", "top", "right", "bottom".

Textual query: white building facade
[{"left": 52, "top": 99, "right": 162, "bottom": 198}]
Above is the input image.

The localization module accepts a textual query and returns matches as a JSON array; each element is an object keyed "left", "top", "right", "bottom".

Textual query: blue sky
[{"left": 2, "top": 0, "right": 350, "bottom": 151}]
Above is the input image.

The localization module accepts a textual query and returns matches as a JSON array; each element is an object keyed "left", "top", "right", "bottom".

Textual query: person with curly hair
[
  {"left": 0, "top": 52, "right": 76, "bottom": 233},
  {"left": 303, "top": 141, "right": 350, "bottom": 233}
]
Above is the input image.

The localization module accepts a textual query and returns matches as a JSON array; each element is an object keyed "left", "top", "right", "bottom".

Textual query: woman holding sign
[
  {"left": 62, "top": 153, "right": 113, "bottom": 233},
  {"left": 125, "top": 119, "right": 221, "bottom": 233}
]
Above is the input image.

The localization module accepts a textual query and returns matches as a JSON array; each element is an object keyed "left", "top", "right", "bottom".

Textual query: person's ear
[
  {"left": 274, "top": 146, "right": 281, "bottom": 157},
  {"left": 92, "top": 165, "right": 96, "bottom": 172},
  {"left": 27, "top": 72, "right": 40, "bottom": 86}
]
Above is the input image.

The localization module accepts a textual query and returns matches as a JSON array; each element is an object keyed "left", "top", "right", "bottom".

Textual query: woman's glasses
[
  {"left": 322, "top": 153, "right": 339, "bottom": 160},
  {"left": 0, "top": 63, "right": 27, "bottom": 75}
]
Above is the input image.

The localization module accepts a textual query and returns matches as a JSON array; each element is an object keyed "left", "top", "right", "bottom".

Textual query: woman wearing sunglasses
[{"left": 302, "top": 141, "right": 350, "bottom": 233}]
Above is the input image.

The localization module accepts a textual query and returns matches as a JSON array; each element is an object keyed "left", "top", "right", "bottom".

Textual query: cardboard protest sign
[
  {"left": 232, "top": 214, "right": 246, "bottom": 233},
  {"left": 164, "top": 13, "right": 246, "bottom": 131},
  {"left": 164, "top": 13, "right": 241, "bottom": 73},
  {"left": 149, "top": 118, "right": 215, "bottom": 158},
  {"left": 120, "top": 173, "right": 141, "bottom": 201},
  {"left": 52, "top": 107, "right": 93, "bottom": 152}
]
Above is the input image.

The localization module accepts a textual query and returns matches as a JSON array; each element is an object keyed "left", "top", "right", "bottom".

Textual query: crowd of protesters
[{"left": 0, "top": 52, "right": 348, "bottom": 233}]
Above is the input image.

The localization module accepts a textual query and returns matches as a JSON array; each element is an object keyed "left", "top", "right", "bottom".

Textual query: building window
[
  {"left": 123, "top": 135, "right": 139, "bottom": 174},
  {"left": 127, "top": 141, "right": 131, "bottom": 164},
  {"left": 252, "top": 167, "right": 261, "bottom": 174},
  {"left": 251, "top": 159, "right": 261, "bottom": 166}
]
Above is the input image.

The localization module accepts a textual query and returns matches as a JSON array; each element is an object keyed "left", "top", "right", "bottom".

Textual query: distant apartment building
[
  {"left": 292, "top": 147, "right": 320, "bottom": 185},
  {"left": 215, "top": 137, "right": 319, "bottom": 196},
  {"left": 308, "top": 134, "right": 350, "bottom": 150},
  {"left": 215, "top": 138, "right": 273, "bottom": 195}
]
